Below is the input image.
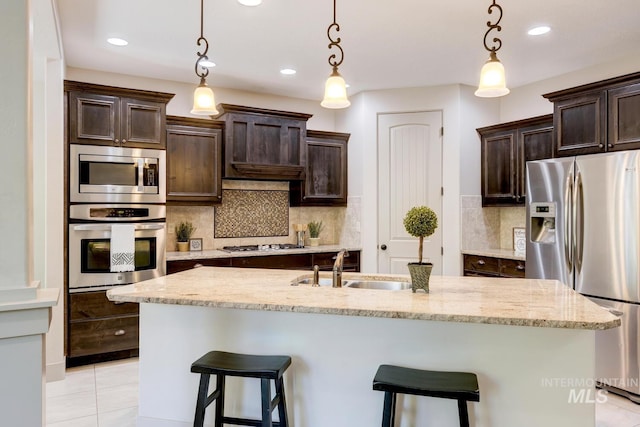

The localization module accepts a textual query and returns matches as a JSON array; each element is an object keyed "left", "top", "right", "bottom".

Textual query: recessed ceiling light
[
  {"left": 528, "top": 26, "right": 551, "bottom": 36},
  {"left": 280, "top": 68, "right": 296, "bottom": 75},
  {"left": 200, "top": 59, "right": 216, "bottom": 68},
  {"left": 238, "top": 0, "right": 262, "bottom": 6},
  {"left": 107, "top": 37, "right": 128, "bottom": 46}
]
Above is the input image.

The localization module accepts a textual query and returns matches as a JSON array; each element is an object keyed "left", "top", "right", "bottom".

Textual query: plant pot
[
  {"left": 407, "top": 262, "right": 433, "bottom": 293},
  {"left": 177, "top": 241, "right": 190, "bottom": 252},
  {"left": 309, "top": 237, "right": 320, "bottom": 247}
]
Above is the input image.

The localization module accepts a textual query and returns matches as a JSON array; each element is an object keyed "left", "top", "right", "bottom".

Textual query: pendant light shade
[
  {"left": 321, "top": 68, "right": 350, "bottom": 109},
  {"left": 475, "top": 0, "right": 509, "bottom": 98},
  {"left": 475, "top": 52, "right": 510, "bottom": 97},
  {"left": 191, "top": 77, "right": 218, "bottom": 115},
  {"left": 321, "top": 0, "right": 350, "bottom": 109},
  {"left": 191, "top": 0, "right": 219, "bottom": 116}
]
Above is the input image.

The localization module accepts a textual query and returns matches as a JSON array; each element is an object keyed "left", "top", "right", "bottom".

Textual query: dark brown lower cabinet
[
  {"left": 167, "top": 250, "right": 361, "bottom": 274},
  {"left": 67, "top": 290, "right": 139, "bottom": 366},
  {"left": 462, "top": 254, "right": 525, "bottom": 278}
]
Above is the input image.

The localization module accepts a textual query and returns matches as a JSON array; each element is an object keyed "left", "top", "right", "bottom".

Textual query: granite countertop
[
  {"left": 166, "top": 245, "right": 361, "bottom": 261},
  {"left": 107, "top": 267, "right": 619, "bottom": 330},
  {"left": 461, "top": 248, "right": 526, "bottom": 261}
]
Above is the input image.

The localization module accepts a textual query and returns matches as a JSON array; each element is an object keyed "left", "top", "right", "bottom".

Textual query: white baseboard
[
  {"left": 137, "top": 416, "right": 191, "bottom": 427},
  {"left": 46, "top": 358, "right": 66, "bottom": 382}
]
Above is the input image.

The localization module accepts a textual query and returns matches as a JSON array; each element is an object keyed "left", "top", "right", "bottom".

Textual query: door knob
[{"left": 380, "top": 244, "right": 387, "bottom": 250}]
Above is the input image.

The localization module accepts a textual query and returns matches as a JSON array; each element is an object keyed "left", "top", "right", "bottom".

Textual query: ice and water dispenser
[{"left": 530, "top": 202, "right": 556, "bottom": 244}]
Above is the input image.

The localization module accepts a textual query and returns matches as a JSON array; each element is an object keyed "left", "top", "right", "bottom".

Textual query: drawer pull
[
  {"left": 516, "top": 265, "right": 525, "bottom": 271},
  {"left": 194, "top": 263, "right": 203, "bottom": 268},
  {"left": 477, "top": 260, "right": 486, "bottom": 265},
  {"left": 114, "top": 329, "right": 126, "bottom": 336}
]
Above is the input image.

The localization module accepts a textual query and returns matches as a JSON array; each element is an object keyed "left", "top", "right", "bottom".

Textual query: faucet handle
[{"left": 312, "top": 265, "right": 320, "bottom": 286}]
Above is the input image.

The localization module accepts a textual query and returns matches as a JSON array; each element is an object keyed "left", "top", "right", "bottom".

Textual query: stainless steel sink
[
  {"left": 292, "top": 276, "right": 410, "bottom": 290},
  {"left": 344, "top": 280, "right": 411, "bottom": 290}
]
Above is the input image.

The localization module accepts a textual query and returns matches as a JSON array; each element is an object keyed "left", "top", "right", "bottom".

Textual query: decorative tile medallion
[{"left": 215, "top": 190, "right": 289, "bottom": 238}]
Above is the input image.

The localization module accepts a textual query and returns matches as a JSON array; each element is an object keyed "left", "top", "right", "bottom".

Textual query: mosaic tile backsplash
[{"left": 214, "top": 189, "right": 289, "bottom": 238}]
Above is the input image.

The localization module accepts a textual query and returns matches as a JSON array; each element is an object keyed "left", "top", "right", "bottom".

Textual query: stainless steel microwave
[{"left": 69, "top": 144, "right": 166, "bottom": 204}]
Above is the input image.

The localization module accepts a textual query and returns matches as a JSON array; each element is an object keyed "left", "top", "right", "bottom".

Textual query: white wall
[
  {"left": 66, "top": 68, "right": 336, "bottom": 131},
  {"left": 500, "top": 55, "right": 640, "bottom": 122}
]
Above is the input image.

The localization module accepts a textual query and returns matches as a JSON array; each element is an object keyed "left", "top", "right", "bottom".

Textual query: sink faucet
[{"left": 332, "top": 249, "right": 349, "bottom": 288}]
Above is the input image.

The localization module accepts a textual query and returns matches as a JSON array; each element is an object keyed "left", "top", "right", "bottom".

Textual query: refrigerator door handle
[
  {"left": 564, "top": 170, "right": 573, "bottom": 272},
  {"left": 604, "top": 307, "right": 624, "bottom": 317},
  {"left": 575, "top": 170, "right": 585, "bottom": 274}
]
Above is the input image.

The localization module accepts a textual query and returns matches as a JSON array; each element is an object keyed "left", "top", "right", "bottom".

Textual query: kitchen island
[{"left": 108, "top": 268, "right": 619, "bottom": 427}]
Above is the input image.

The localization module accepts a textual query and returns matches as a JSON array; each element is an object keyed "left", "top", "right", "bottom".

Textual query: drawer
[
  {"left": 500, "top": 259, "right": 526, "bottom": 278},
  {"left": 167, "top": 258, "right": 232, "bottom": 274},
  {"left": 312, "top": 251, "right": 360, "bottom": 271},
  {"left": 69, "top": 290, "right": 139, "bottom": 320},
  {"left": 231, "top": 254, "right": 311, "bottom": 269},
  {"left": 463, "top": 255, "right": 500, "bottom": 275},
  {"left": 69, "top": 316, "right": 139, "bottom": 357}
]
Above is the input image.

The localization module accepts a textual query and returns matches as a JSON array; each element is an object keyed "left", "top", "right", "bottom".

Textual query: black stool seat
[
  {"left": 373, "top": 364, "right": 479, "bottom": 427},
  {"left": 191, "top": 351, "right": 291, "bottom": 427}
]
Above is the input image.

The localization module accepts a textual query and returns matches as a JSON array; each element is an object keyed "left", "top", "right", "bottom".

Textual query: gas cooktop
[{"left": 221, "top": 244, "right": 304, "bottom": 252}]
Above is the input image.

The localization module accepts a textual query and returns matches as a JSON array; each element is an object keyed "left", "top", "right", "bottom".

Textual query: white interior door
[{"left": 378, "top": 111, "right": 443, "bottom": 274}]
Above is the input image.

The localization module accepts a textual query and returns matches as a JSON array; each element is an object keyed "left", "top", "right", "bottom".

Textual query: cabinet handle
[
  {"left": 516, "top": 264, "right": 525, "bottom": 270},
  {"left": 194, "top": 263, "right": 203, "bottom": 268},
  {"left": 477, "top": 260, "right": 486, "bottom": 265},
  {"left": 608, "top": 144, "right": 613, "bottom": 148},
  {"left": 114, "top": 329, "right": 126, "bottom": 336},
  {"left": 598, "top": 144, "right": 603, "bottom": 148},
  {"left": 380, "top": 244, "right": 387, "bottom": 251},
  {"left": 114, "top": 139, "right": 120, "bottom": 144},
  {"left": 113, "top": 301, "right": 125, "bottom": 305},
  {"left": 122, "top": 139, "right": 127, "bottom": 144}
]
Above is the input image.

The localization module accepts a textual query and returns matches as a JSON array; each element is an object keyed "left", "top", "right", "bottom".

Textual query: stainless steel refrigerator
[{"left": 526, "top": 151, "right": 640, "bottom": 402}]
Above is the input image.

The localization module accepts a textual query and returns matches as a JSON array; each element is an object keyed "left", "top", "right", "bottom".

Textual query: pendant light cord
[{"left": 326, "top": 0, "right": 344, "bottom": 68}]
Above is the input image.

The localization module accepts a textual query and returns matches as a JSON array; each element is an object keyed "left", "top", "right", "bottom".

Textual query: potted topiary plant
[
  {"left": 175, "top": 221, "right": 196, "bottom": 252},
  {"left": 403, "top": 206, "right": 438, "bottom": 292},
  {"left": 307, "top": 220, "right": 324, "bottom": 246}
]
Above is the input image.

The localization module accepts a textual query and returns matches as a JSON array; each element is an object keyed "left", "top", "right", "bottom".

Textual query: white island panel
[{"left": 137, "top": 303, "right": 595, "bottom": 427}]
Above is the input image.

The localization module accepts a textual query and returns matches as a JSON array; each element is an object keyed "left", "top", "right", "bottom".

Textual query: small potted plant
[
  {"left": 403, "top": 206, "right": 438, "bottom": 292},
  {"left": 307, "top": 220, "right": 324, "bottom": 246},
  {"left": 175, "top": 221, "right": 196, "bottom": 252}
]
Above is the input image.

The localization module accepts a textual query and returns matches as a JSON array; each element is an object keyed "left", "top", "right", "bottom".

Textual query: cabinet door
[
  {"left": 120, "top": 98, "right": 166, "bottom": 148},
  {"left": 167, "top": 124, "right": 222, "bottom": 204},
  {"left": 608, "top": 82, "right": 640, "bottom": 151},
  {"left": 481, "top": 130, "right": 517, "bottom": 206},
  {"left": 68, "top": 91, "right": 119, "bottom": 145},
  {"left": 517, "top": 123, "right": 553, "bottom": 203},
  {"left": 553, "top": 91, "right": 606, "bottom": 157}
]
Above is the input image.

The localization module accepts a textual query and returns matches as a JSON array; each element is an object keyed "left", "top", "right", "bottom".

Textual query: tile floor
[{"left": 46, "top": 357, "right": 640, "bottom": 426}]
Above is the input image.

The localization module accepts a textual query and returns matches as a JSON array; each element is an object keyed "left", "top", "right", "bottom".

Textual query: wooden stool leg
[
  {"left": 194, "top": 374, "right": 210, "bottom": 427},
  {"left": 457, "top": 399, "right": 470, "bottom": 427},
  {"left": 275, "top": 377, "right": 289, "bottom": 427},
  {"left": 261, "top": 378, "right": 273, "bottom": 427},
  {"left": 381, "top": 391, "right": 396, "bottom": 427},
  {"left": 214, "top": 375, "right": 225, "bottom": 427}
]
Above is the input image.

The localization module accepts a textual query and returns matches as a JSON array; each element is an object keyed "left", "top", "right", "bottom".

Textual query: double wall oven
[{"left": 68, "top": 144, "right": 167, "bottom": 293}]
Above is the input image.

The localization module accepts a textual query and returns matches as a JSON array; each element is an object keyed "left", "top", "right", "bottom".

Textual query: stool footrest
[{"left": 222, "top": 416, "right": 283, "bottom": 426}]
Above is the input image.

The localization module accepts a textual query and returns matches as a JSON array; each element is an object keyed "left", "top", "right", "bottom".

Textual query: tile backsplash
[
  {"left": 460, "top": 195, "right": 525, "bottom": 250},
  {"left": 166, "top": 180, "right": 361, "bottom": 251}
]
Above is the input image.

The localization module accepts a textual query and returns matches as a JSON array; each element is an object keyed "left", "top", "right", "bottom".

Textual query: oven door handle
[{"left": 72, "top": 224, "right": 165, "bottom": 231}]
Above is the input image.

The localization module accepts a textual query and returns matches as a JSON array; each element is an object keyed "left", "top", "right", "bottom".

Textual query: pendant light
[
  {"left": 191, "top": 0, "right": 219, "bottom": 115},
  {"left": 321, "top": 0, "right": 350, "bottom": 109},
  {"left": 475, "top": 0, "right": 510, "bottom": 98}
]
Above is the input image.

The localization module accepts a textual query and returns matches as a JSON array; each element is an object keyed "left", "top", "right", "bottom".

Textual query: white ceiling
[{"left": 55, "top": 0, "right": 640, "bottom": 101}]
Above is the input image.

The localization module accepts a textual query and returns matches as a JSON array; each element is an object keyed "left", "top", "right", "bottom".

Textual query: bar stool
[
  {"left": 191, "top": 351, "right": 291, "bottom": 427},
  {"left": 373, "top": 364, "right": 480, "bottom": 427}
]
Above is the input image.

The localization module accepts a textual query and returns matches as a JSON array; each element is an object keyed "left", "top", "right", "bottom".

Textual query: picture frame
[
  {"left": 189, "top": 238, "right": 203, "bottom": 252},
  {"left": 513, "top": 227, "right": 526, "bottom": 253}
]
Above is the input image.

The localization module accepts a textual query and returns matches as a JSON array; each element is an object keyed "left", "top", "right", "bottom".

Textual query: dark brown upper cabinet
[
  {"left": 65, "top": 80, "right": 174, "bottom": 149},
  {"left": 214, "top": 104, "right": 312, "bottom": 180},
  {"left": 477, "top": 115, "right": 553, "bottom": 206},
  {"left": 544, "top": 71, "right": 640, "bottom": 157},
  {"left": 166, "top": 116, "right": 223, "bottom": 205},
  {"left": 290, "top": 130, "right": 349, "bottom": 206}
]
